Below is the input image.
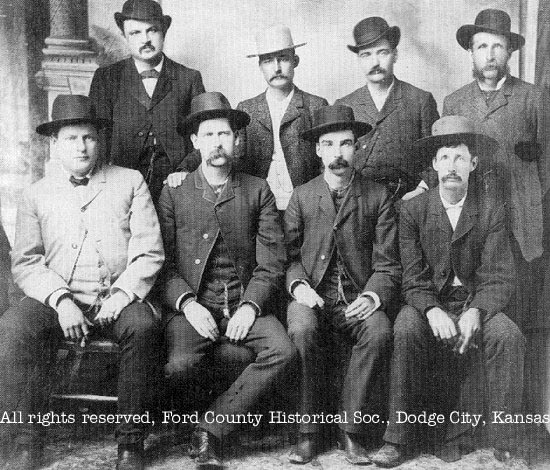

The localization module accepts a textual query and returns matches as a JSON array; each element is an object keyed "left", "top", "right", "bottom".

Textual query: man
[
  {"left": 443, "top": 9, "right": 550, "bottom": 326},
  {"left": 370, "top": 116, "right": 525, "bottom": 468},
  {"left": 285, "top": 105, "right": 400, "bottom": 465},
  {"left": 335, "top": 16, "right": 439, "bottom": 200},
  {"left": 158, "top": 92, "right": 296, "bottom": 469},
  {"left": 89, "top": 0, "right": 205, "bottom": 203},
  {"left": 174, "top": 24, "right": 327, "bottom": 212},
  {"left": 0, "top": 95, "right": 164, "bottom": 470}
]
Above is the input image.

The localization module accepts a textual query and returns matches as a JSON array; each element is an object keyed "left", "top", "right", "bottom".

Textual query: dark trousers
[
  {"left": 384, "top": 304, "right": 525, "bottom": 449},
  {"left": 164, "top": 308, "right": 297, "bottom": 439},
  {"left": 0, "top": 297, "right": 160, "bottom": 446},
  {"left": 286, "top": 299, "right": 392, "bottom": 434}
]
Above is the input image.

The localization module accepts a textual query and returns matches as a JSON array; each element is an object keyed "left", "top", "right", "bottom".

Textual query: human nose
[{"left": 76, "top": 137, "right": 86, "bottom": 152}]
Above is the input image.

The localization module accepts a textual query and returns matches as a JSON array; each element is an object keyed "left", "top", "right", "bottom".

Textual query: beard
[{"left": 472, "top": 63, "right": 509, "bottom": 83}]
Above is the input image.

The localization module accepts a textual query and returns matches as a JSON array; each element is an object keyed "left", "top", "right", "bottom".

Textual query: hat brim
[
  {"left": 178, "top": 109, "right": 250, "bottom": 136},
  {"left": 301, "top": 121, "right": 372, "bottom": 142},
  {"left": 36, "top": 117, "right": 112, "bottom": 136},
  {"left": 414, "top": 133, "right": 498, "bottom": 161},
  {"left": 347, "top": 26, "right": 401, "bottom": 53},
  {"left": 456, "top": 24, "right": 525, "bottom": 51},
  {"left": 246, "top": 42, "right": 306, "bottom": 58},
  {"left": 114, "top": 12, "right": 172, "bottom": 32}
]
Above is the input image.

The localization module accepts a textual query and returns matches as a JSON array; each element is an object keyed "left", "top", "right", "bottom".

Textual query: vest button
[
  {"left": 203, "top": 233, "right": 209, "bottom": 239},
  {"left": 195, "top": 259, "right": 201, "bottom": 264},
  {"left": 138, "top": 131, "right": 144, "bottom": 137},
  {"left": 71, "top": 243, "right": 78, "bottom": 249},
  {"left": 321, "top": 255, "right": 326, "bottom": 260}
]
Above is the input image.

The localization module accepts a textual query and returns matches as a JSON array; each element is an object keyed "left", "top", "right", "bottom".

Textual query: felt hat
[
  {"left": 247, "top": 24, "right": 306, "bottom": 58},
  {"left": 301, "top": 105, "right": 371, "bottom": 142},
  {"left": 115, "top": 0, "right": 172, "bottom": 32},
  {"left": 347, "top": 16, "right": 400, "bottom": 53}
]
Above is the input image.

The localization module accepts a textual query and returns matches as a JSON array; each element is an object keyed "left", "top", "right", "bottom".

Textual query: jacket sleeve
[
  {"left": 419, "top": 93, "right": 441, "bottom": 188},
  {"left": 234, "top": 101, "right": 251, "bottom": 174},
  {"left": 191, "top": 70, "right": 206, "bottom": 98},
  {"left": 110, "top": 173, "right": 165, "bottom": 300},
  {"left": 536, "top": 85, "right": 550, "bottom": 196},
  {"left": 284, "top": 189, "right": 311, "bottom": 291},
  {"left": 0, "top": 222, "right": 10, "bottom": 314},
  {"left": 89, "top": 67, "right": 115, "bottom": 157}
]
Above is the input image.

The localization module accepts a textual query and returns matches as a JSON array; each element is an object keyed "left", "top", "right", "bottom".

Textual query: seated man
[
  {"left": 371, "top": 116, "right": 526, "bottom": 468},
  {"left": 284, "top": 105, "right": 400, "bottom": 465},
  {"left": 158, "top": 92, "right": 296, "bottom": 469},
  {"left": 0, "top": 95, "right": 165, "bottom": 470}
]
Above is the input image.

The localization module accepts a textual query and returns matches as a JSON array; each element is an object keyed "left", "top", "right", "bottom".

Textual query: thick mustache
[
  {"left": 270, "top": 74, "right": 288, "bottom": 81},
  {"left": 442, "top": 174, "right": 462, "bottom": 182},
  {"left": 369, "top": 66, "right": 386, "bottom": 75},
  {"left": 328, "top": 158, "right": 350, "bottom": 170},
  {"left": 207, "top": 148, "right": 231, "bottom": 162},
  {"left": 140, "top": 43, "right": 155, "bottom": 53}
]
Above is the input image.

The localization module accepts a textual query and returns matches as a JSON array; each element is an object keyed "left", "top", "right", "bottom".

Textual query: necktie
[
  {"left": 140, "top": 69, "right": 160, "bottom": 79},
  {"left": 70, "top": 176, "right": 89, "bottom": 187}
]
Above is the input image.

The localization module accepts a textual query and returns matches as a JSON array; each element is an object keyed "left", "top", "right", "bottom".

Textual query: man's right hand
[
  {"left": 294, "top": 283, "right": 325, "bottom": 309},
  {"left": 426, "top": 307, "right": 458, "bottom": 345},
  {"left": 164, "top": 171, "right": 188, "bottom": 188},
  {"left": 183, "top": 300, "right": 219, "bottom": 341},
  {"left": 56, "top": 298, "right": 93, "bottom": 344}
]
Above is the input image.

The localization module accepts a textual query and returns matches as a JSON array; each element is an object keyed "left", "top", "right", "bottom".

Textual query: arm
[
  {"left": 89, "top": 67, "right": 114, "bottom": 155},
  {"left": 418, "top": 93, "right": 440, "bottom": 189},
  {"left": 284, "top": 189, "right": 311, "bottom": 290},
  {"left": 0, "top": 222, "right": 10, "bottom": 314},
  {"left": 536, "top": 85, "right": 550, "bottom": 196}
]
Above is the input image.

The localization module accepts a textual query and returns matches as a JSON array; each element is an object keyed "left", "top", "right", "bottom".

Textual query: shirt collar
[
  {"left": 439, "top": 190, "right": 467, "bottom": 209},
  {"left": 134, "top": 55, "right": 164, "bottom": 75},
  {"left": 477, "top": 74, "right": 508, "bottom": 92}
]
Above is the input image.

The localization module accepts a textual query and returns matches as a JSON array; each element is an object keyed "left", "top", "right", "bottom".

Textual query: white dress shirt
[{"left": 134, "top": 56, "right": 164, "bottom": 98}]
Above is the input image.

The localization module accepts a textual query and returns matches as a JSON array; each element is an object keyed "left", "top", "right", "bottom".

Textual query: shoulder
[
  {"left": 396, "top": 79, "right": 434, "bottom": 101},
  {"left": 335, "top": 85, "right": 366, "bottom": 105},
  {"left": 238, "top": 172, "right": 270, "bottom": 191},
  {"left": 508, "top": 76, "right": 547, "bottom": 99},
  {"left": 402, "top": 189, "right": 431, "bottom": 216},
  {"left": 237, "top": 92, "right": 265, "bottom": 110},
  {"left": 103, "top": 164, "right": 145, "bottom": 186},
  {"left": 92, "top": 58, "right": 128, "bottom": 80},
  {"left": 164, "top": 56, "right": 202, "bottom": 80},
  {"left": 293, "top": 174, "right": 324, "bottom": 196},
  {"left": 444, "top": 82, "right": 474, "bottom": 104},
  {"left": 298, "top": 89, "right": 328, "bottom": 107}
]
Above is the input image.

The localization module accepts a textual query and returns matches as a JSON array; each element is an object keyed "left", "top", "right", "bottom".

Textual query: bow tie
[
  {"left": 70, "top": 176, "right": 89, "bottom": 187},
  {"left": 140, "top": 69, "right": 160, "bottom": 79}
]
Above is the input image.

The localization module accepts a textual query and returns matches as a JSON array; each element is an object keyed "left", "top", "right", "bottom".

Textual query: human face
[
  {"left": 358, "top": 38, "right": 397, "bottom": 85},
  {"left": 470, "top": 32, "right": 511, "bottom": 83},
  {"left": 432, "top": 143, "right": 477, "bottom": 191},
  {"left": 123, "top": 19, "right": 165, "bottom": 65},
  {"left": 316, "top": 129, "right": 356, "bottom": 177},
  {"left": 191, "top": 118, "right": 239, "bottom": 168},
  {"left": 258, "top": 50, "right": 298, "bottom": 91},
  {"left": 52, "top": 124, "right": 100, "bottom": 177}
]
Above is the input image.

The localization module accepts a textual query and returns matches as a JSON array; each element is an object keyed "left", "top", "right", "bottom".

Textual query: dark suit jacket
[
  {"left": 400, "top": 185, "right": 515, "bottom": 318},
  {"left": 0, "top": 222, "right": 10, "bottom": 315},
  {"left": 443, "top": 76, "right": 550, "bottom": 262},
  {"left": 89, "top": 55, "right": 205, "bottom": 171},
  {"left": 158, "top": 168, "right": 286, "bottom": 314},
  {"left": 335, "top": 77, "right": 439, "bottom": 195},
  {"left": 284, "top": 174, "right": 401, "bottom": 310}
]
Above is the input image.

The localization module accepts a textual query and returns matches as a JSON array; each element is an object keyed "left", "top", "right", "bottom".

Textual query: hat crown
[
  {"left": 474, "top": 8, "right": 511, "bottom": 33},
  {"left": 353, "top": 17, "right": 390, "bottom": 45},
  {"left": 189, "top": 92, "right": 232, "bottom": 118},
  {"left": 51, "top": 94, "right": 97, "bottom": 123},
  {"left": 312, "top": 105, "right": 357, "bottom": 130},
  {"left": 431, "top": 115, "right": 477, "bottom": 137},
  {"left": 254, "top": 24, "right": 299, "bottom": 56},
  {"left": 120, "top": 0, "right": 164, "bottom": 20}
]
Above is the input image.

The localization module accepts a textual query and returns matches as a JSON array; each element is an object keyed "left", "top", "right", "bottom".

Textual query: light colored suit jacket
[{"left": 12, "top": 163, "right": 165, "bottom": 305}]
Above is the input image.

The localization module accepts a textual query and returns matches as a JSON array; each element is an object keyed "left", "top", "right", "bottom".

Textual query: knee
[
  {"left": 286, "top": 302, "right": 318, "bottom": 344},
  {"left": 393, "top": 305, "right": 426, "bottom": 346},
  {"left": 120, "top": 303, "right": 157, "bottom": 340},
  {"left": 165, "top": 353, "right": 203, "bottom": 382},
  {"left": 486, "top": 314, "right": 526, "bottom": 354}
]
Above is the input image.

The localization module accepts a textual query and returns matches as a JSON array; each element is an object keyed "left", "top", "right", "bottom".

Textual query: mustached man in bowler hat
[{"left": 0, "top": 94, "right": 164, "bottom": 470}]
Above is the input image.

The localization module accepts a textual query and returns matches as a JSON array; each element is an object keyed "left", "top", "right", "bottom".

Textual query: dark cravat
[
  {"left": 70, "top": 175, "right": 89, "bottom": 187},
  {"left": 140, "top": 69, "right": 160, "bottom": 79}
]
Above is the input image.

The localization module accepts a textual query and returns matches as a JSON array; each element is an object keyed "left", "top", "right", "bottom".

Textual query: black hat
[
  {"left": 301, "top": 105, "right": 371, "bottom": 142},
  {"left": 347, "top": 17, "right": 400, "bottom": 53},
  {"left": 115, "top": 0, "right": 172, "bottom": 32},
  {"left": 36, "top": 95, "right": 111, "bottom": 136},
  {"left": 178, "top": 92, "right": 250, "bottom": 135},
  {"left": 456, "top": 9, "right": 525, "bottom": 51}
]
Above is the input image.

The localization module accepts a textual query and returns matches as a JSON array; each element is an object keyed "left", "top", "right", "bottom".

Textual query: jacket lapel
[
  {"left": 256, "top": 93, "right": 272, "bottom": 132},
  {"left": 122, "top": 59, "right": 152, "bottom": 110},
  {"left": 150, "top": 55, "right": 174, "bottom": 109},
  {"left": 80, "top": 165, "right": 105, "bottom": 212},
  {"left": 485, "top": 76, "right": 513, "bottom": 116},
  {"left": 428, "top": 190, "right": 453, "bottom": 238},
  {"left": 356, "top": 85, "right": 379, "bottom": 123},
  {"left": 451, "top": 190, "right": 478, "bottom": 243},
  {"left": 280, "top": 87, "right": 303, "bottom": 128},
  {"left": 333, "top": 174, "right": 360, "bottom": 228},
  {"left": 315, "top": 177, "right": 337, "bottom": 222},
  {"left": 376, "top": 78, "right": 400, "bottom": 123},
  {"left": 216, "top": 172, "right": 239, "bottom": 206}
]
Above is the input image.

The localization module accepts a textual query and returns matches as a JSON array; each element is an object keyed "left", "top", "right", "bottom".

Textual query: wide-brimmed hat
[
  {"left": 456, "top": 9, "right": 524, "bottom": 51},
  {"left": 246, "top": 24, "right": 306, "bottom": 58},
  {"left": 178, "top": 92, "right": 250, "bottom": 135},
  {"left": 36, "top": 95, "right": 111, "bottom": 136},
  {"left": 301, "top": 105, "right": 371, "bottom": 142},
  {"left": 115, "top": 0, "right": 172, "bottom": 32},
  {"left": 414, "top": 116, "right": 498, "bottom": 160},
  {"left": 347, "top": 17, "right": 400, "bottom": 53}
]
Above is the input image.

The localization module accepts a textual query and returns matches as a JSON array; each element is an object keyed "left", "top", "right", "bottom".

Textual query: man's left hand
[
  {"left": 456, "top": 308, "right": 481, "bottom": 355},
  {"left": 226, "top": 304, "right": 256, "bottom": 342},
  {"left": 345, "top": 295, "right": 375, "bottom": 321},
  {"left": 94, "top": 291, "right": 131, "bottom": 327}
]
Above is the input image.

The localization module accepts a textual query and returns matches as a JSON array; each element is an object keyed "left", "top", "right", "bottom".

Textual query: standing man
[
  {"left": 443, "top": 9, "right": 550, "bottom": 326},
  {"left": 175, "top": 24, "right": 328, "bottom": 212},
  {"left": 158, "top": 92, "right": 296, "bottom": 469},
  {"left": 370, "top": 116, "right": 525, "bottom": 467},
  {"left": 285, "top": 105, "right": 400, "bottom": 465},
  {"left": 89, "top": 0, "right": 205, "bottom": 203},
  {"left": 0, "top": 95, "right": 165, "bottom": 470},
  {"left": 336, "top": 16, "right": 439, "bottom": 200}
]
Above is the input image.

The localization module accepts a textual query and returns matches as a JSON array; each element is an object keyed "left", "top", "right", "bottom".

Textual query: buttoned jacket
[
  {"left": 443, "top": 76, "right": 550, "bottom": 262},
  {"left": 158, "top": 168, "right": 286, "bottom": 312},
  {"left": 284, "top": 174, "right": 401, "bottom": 310},
  {"left": 335, "top": 77, "right": 439, "bottom": 194},
  {"left": 400, "top": 185, "right": 515, "bottom": 318},
  {"left": 89, "top": 55, "right": 205, "bottom": 171},
  {"left": 11, "top": 164, "right": 165, "bottom": 304}
]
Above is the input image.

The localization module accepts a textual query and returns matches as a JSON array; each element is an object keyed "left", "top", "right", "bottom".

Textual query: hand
[
  {"left": 163, "top": 171, "right": 188, "bottom": 188},
  {"left": 94, "top": 291, "right": 131, "bottom": 327},
  {"left": 345, "top": 295, "right": 376, "bottom": 321},
  {"left": 225, "top": 304, "right": 256, "bottom": 342},
  {"left": 183, "top": 300, "right": 219, "bottom": 341},
  {"left": 293, "top": 283, "right": 324, "bottom": 309},
  {"left": 401, "top": 187, "right": 426, "bottom": 201},
  {"left": 426, "top": 307, "right": 458, "bottom": 345},
  {"left": 56, "top": 298, "right": 93, "bottom": 345},
  {"left": 455, "top": 308, "right": 481, "bottom": 355}
]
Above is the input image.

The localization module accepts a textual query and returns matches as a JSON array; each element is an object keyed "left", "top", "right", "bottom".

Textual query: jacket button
[
  {"left": 138, "top": 131, "right": 144, "bottom": 137},
  {"left": 148, "top": 131, "right": 154, "bottom": 136},
  {"left": 440, "top": 270, "right": 446, "bottom": 276},
  {"left": 195, "top": 259, "right": 201, "bottom": 264},
  {"left": 203, "top": 233, "right": 209, "bottom": 239},
  {"left": 321, "top": 255, "right": 326, "bottom": 260},
  {"left": 71, "top": 243, "right": 77, "bottom": 249},
  {"left": 362, "top": 145, "right": 367, "bottom": 149}
]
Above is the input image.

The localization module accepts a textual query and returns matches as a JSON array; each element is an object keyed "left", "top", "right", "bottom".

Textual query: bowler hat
[
  {"left": 347, "top": 17, "right": 400, "bottom": 53},
  {"left": 301, "top": 105, "right": 371, "bottom": 142},
  {"left": 36, "top": 95, "right": 111, "bottom": 136},
  {"left": 414, "top": 116, "right": 498, "bottom": 161},
  {"left": 115, "top": 0, "right": 172, "bottom": 32},
  {"left": 247, "top": 24, "right": 306, "bottom": 58},
  {"left": 456, "top": 9, "right": 524, "bottom": 51},
  {"left": 178, "top": 92, "right": 250, "bottom": 135}
]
